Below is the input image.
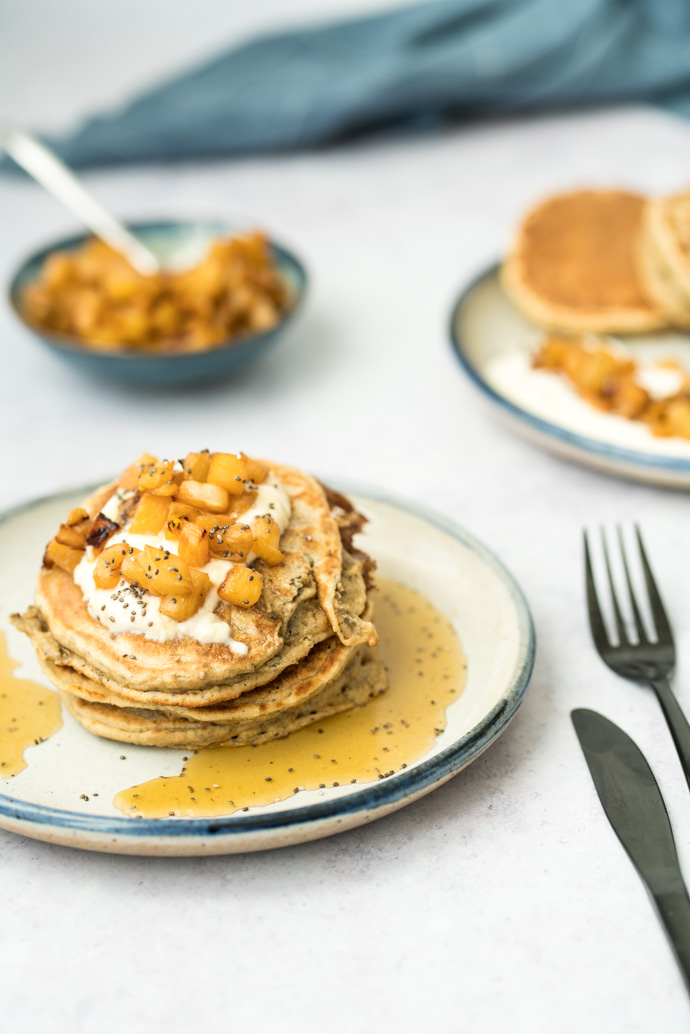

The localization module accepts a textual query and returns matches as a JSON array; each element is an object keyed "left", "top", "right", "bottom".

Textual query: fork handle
[{"left": 650, "top": 679, "right": 690, "bottom": 791}]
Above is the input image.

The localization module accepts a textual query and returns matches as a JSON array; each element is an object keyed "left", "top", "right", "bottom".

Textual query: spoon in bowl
[{"left": 2, "top": 124, "right": 162, "bottom": 275}]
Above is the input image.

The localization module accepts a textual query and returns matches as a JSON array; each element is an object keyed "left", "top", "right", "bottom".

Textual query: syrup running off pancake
[
  {"left": 0, "top": 631, "right": 62, "bottom": 777},
  {"left": 114, "top": 580, "right": 467, "bottom": 818}
]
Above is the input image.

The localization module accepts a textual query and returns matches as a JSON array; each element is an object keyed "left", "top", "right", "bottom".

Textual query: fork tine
[
  {"left": 601, "top": 527, "right": 629, "bottom": 646},
  {"left": 584, "top": 531, "right": 611, "bottom": 653},
  {"left": 635, "top": 525, "right": 673, "bottom": 646},
  {"left": 616, "top": 526, "right": 649, "bottom": 644}
]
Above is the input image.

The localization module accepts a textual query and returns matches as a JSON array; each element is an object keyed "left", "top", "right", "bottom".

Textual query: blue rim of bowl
[
  {"left": 7, "top": 219, "right": 307, "bottom": 361},
  {"left": 449, "top": 263, "right": 690, "bottom": 477},
  {"left": 0, "top": 480, "right": 535, "bottom": 842}
]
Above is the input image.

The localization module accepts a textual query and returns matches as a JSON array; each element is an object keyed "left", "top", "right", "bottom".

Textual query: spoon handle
[{"left": 2, "top": 125, "right": 160, "bottom": 275}]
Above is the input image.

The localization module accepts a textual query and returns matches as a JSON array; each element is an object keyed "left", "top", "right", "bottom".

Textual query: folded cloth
[{"left": 9, "top": 0, "right": 690, "bottom": 169}]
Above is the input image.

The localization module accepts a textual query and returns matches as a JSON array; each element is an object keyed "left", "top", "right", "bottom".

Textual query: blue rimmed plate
[
  {"left": 0, "top": 483, "right": 534, "bottom": 855},
  {"left": 450, "top": 264, "right": 690, "bottom": 488},
  {"left": 8, "top": 220, "right": 307, "bottom": 387}
]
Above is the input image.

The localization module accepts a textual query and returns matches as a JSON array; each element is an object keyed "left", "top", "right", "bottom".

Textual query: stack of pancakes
[
  {"left": 12, "top": 465, "right": 386, "bottom": 750},
  {"left": 502, "top": 187, "right": 690, "bottom": 334}
]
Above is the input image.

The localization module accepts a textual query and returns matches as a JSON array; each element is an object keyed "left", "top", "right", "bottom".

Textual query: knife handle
[
  {"left": 653, "top": 884, "right": 690, "bottom": 994},
  {"left": 650, "top": 679, "right": 690, "bottom": 792}
]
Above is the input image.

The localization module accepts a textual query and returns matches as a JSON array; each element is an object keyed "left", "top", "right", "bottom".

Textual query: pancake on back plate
[
  {"left": 12, "top": 450, "right": 385, "bottom": 748},
  {"left": 636, "top": 191, "right": 690, "bottom": 326},
  {"left": 501, "top": 190, "right": 668, "bottom": 334}
]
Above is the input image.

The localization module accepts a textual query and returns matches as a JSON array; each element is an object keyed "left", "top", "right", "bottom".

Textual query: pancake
[
  {"left": 12, "top": 450, "right": 386, "bottom": 749},
  {"left": 502, "top": 190, "right": 667, "bottom": 333},
  {"left": 59, "top": 645, "right": 387, "bottom": 750},
  {"left": 29, "top": 463, "right": 377, "bottom": 693},
  {"left": 15, "top": 549, "right": 369, "bottom": 706},
  {"left": 635, "top": 210, "right": 690, "bottom": 326},
  {"left": 36, "top": 607, "right": 372, "bottom": 724},
  {"left": 18, "top": 598, "right": 374, "bottom": 718},
  {"left": 639, "top": 192, "right": 690, "bottom": 323}
]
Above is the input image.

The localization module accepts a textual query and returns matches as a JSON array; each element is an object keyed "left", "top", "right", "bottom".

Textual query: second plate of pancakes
[
  {"left": 451, "top": 187, "right": 690, "bottom": 488},
  {"left": 450, "top": 265, "right": 690, "bottom": 487}
]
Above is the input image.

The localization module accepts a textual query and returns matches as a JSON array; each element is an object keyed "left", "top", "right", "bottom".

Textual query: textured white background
[{"left": 3, "top": 3, "right": 690, "bottom": 1032}]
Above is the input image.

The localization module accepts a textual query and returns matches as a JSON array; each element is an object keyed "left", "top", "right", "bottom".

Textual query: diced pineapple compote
[
  {"left": 137, "top": 459, "right": 175, "bottom": 493},
  {"left": 92, "top": 543, "right": 127, "bottom": 589},
  {"left": 129, "top": 492, "right": 171, "bottom": 534},
  {"left": 44, "top": 537, "right": 85, "bottom": 574},
  {"left": 66, "top": 508, "right": 89, "bottom": 526},
  {"left": 55, "top": 517, "right": 90, "bottom": 550},
  {"left": 135, "top": 545, "right": 194, "bottom": 596},
  {"left": 251, "top": 515, "right": 284, "bottom": 566},
  {"left": 118, "top": 451, "right": 158, "bottom": 491},
  {"left": 218, "top": 566, "right": 263, "bottom": 607},
  {"left": 150, "top": 480, "right": 179, "bottom": 497},
  {"left": 194, "top": 513, "right": 234, "bottom": 535},
  {"left": 206, "top": 452, "right": 248, "bottom": 495},
  {"left": 120, "top": 546, "right": 145, "bottom": 584},
  {"left": 194, "top": 516, "right": 253, "bottom": 560},
  {"left": 183, "top": 450, "right": 212, "bottom": 482},
  {"left": 178, "top": 522, "right": 210, "bottom": 568},
  {"left": 159, "top": 570, "right": 212, "bottom": 622},
  {"left": 166, "top": 502, "right": 202, "bottom": 539},
  {"left": 532, "top": 336, "right": 690, "bottom": 439},
  {"left": 22, "top": 232, "right": 290, "bottom": 353},
  {"left": 45, "top": 452, "right": 288, "bottom": 621},
  {"left": 218, "top": 522, "right": 253, "bottom": 561},
  {"left": 86, "top": 513, "right": 120, "bottom": 552},
  {"left": 44, "top": 507, "right": 93, "bottom": 574},
  {"left": 176, "top": 479, "right": 230, "bottom": 513},
  {"left": 243, "top": 455, "right": 268, "bottom": 484},
  {"left": 252, "top": 514, "right": 280, "bottom": 546},
  {"left": 229, "top": 491, "right": 256, "bottom": 519}
]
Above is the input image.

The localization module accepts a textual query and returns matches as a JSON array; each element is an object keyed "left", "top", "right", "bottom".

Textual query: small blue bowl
[{"left": 8, "top": 219, "right": 307, "bottom": 387}]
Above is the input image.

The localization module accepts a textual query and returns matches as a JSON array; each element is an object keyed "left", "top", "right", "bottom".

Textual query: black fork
[{"left": 584, "top": 526, "right": 690, "bottom": 790}]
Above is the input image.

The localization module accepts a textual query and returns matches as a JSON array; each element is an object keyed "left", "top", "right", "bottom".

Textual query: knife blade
[{"left": 572, "top": 707, "right": 690, "bottom": 995}]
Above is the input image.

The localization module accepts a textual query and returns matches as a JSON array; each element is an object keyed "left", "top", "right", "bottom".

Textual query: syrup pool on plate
[
  {"left": 0, "top": 631, "right": 62, "bottom": 777},
  {"left": 115, "top": 579, "right": 467, "bottom": 818}
]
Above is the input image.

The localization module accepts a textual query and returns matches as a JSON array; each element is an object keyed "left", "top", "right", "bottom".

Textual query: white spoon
[{"left": 2, "top": 124, "right": 162, "bottom": 275}]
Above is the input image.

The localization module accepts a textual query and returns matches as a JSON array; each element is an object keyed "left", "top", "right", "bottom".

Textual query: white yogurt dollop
[
  {"left": 74, "top": 475, "right": 291, "bottom": 648},
  {"left": 635, "top": 365, "right": 685, "bottom": 400}
]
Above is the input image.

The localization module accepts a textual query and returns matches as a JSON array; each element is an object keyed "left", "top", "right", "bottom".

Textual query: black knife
[{"left": 572, "top": 707, "right": 690, "bottom": 994}]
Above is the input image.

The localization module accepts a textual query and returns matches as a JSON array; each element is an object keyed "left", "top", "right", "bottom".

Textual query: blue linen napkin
[{"left": 12, "top": 0, "right": 690, "bottom": 167}]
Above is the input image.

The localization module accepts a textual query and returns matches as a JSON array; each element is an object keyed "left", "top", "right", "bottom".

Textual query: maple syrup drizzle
[
  {"left": 0, "top": 631, "right": 62, "bottom": 777},
  {"left": 114, "top": 579, "right": 467, "bottom": 818}
]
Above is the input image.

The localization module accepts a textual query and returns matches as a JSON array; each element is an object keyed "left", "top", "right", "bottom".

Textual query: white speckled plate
[
  {"left": 450, "top": 265, "right": 690, "bottom": 488},
  {"left": 0, "top": 483, "right": 534, "bottom": 856}
]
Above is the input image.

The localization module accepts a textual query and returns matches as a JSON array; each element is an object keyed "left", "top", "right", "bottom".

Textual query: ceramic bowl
[{"left": 8, "top": 220, "right": 307, "bottom": 387}]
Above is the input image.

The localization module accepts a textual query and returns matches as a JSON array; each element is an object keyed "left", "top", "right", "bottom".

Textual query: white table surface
[{"left": 3, "top": 4, "right": 690, "bottom": 1032}]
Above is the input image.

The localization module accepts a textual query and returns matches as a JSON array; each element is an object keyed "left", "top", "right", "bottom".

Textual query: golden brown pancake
[
  {"left": 12, "top": 454, "right": 386, "bottom": 749},
  {"left": 638, "top": 192, "right": 690, "bottom": 324},
  {"left": 635, "top": 207, "right": 690, "bottom": 326},
  {"left": 19, "top": 600, "right": 374, "bottom": 720},
  {"left": 59, "top": 646, "right": 387, "bottom": 750},
  {"left": 28, "top": 464, "right": 376, "bottom": 693},
  {"left": 15, "top": 549, "right": 369, "bottom": 706},
  {"left": 502, "top": 190, "right": 667, "bottom": 333}
]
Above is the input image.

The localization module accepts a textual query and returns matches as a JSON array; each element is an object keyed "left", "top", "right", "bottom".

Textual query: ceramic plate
[
  {"left": 0, "top": 484, "right": 534, "bottom": 856},
  {"left": 450, "top": 264, "right": 690, "bottom": 488}
]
